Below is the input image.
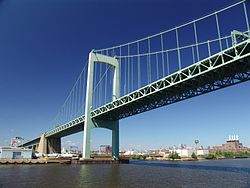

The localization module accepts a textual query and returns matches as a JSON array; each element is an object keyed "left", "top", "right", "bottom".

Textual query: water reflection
[{"left": 0, "top": 159, "right": 249, "bottom": 187}]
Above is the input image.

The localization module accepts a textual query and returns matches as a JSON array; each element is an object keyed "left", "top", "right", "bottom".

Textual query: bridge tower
[{"left": 83, "top": 51, "right": 120, "bottom": 159}]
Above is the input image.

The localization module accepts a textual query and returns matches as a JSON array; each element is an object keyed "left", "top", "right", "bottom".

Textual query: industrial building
[
  {"left": 0, "top": 147, "right": 32, "bottom": 159},
  {"left": 210, "top": 135, "right": 250, "bottom": 153}
]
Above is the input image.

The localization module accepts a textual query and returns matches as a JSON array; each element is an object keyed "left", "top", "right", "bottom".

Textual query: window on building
[{"left": 13, "top": 152, "right": 22, "bottom": 159}]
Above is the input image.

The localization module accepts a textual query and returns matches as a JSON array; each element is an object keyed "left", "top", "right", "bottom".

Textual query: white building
[
  {"left": 124, "top": 150, "right": 138, "bottom": 156},
  {"left": 0, "top": 147, "right": 32, "bottom": 159},
  {"left": 171, "top": 148, "right": 196, "bottom": 157},
  {"left": 196, "top": 149, "right": 209, "bottom": 156},
  {"left": 170, "top": 148, "right": 209, "bottom": 157}
]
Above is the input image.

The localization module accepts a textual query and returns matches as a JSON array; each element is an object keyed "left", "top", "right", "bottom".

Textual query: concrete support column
[
  {"left": 83, "top": 51, "right": 95, "bottom": 159},
  {"left": 112, "top": 121, "right": 119, "bottom": 159},
  {"left": 83, "top": 125, "right": 92, "bottom": 158},
  {"left": 83, "top": 51, "right": 120, "bottom": 159},
  {"left": 37, "top": 134, "right": 47, "bottom": 154},
  {"left": 37, "top": 134, "right": 61, "bottom": 154},
  {"left": 47, "top": 137, "right": 61, "bottom": 154}
]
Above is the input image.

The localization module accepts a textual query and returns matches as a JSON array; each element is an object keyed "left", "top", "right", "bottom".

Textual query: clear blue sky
[{"left": 0, "top": 0, "right": 249, "bottom": 150}]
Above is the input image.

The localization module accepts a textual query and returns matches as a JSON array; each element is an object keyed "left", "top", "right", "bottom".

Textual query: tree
[
  {"left": 168, "top": 152, "right": 181, "bottom": 160},
  {"left": 205, "top": 154, "right": 216, "bottom": 159},
  {"left": 191, "top": 152, "right": 197, "bottom": 159}
]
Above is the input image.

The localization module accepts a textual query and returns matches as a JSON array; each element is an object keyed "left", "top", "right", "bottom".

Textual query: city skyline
[{"left": 0, "top": 0, "right": 250, "bottom": 151}]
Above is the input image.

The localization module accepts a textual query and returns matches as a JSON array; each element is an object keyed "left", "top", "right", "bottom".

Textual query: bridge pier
[
  {"left": 111, "top": 122, "right": 119, "bottom": 159},
  {"left": 47, "top": 137, "right": 61, "bottom": 154},
  {"left": 83, "top": 122, "right": 92, "bottom": 158},
  {"left": 37, "top": 134, "right": 61, "bottom": 154},
  {"left": 83, "top": 119, "right": 119, "bottom": 159}
]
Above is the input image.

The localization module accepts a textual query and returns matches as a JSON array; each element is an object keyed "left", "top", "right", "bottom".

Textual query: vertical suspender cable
[
  {"left": 119, "top": 46, "right": 122, "bottom": 96},
  {"left": 243, "top": 1, "right": 250, "bottom": 32},
  {"left": 94, "top": 63, "right": 97, "bottom": 108},
  {"left": 215, "top": 13, "right": 222, "bottom": 51},
  {"left": 70, "top": 94, "right": 73, "bottom": 120},
  {"left": 207, "top": 40, "right": 211, "bottom": 57},
  {"left": 207, "top": 40, "right": 211, "bottom": 67},
  {"left": 137, "top": 42, "right": 141, "bottom": 89},
  {"left": 175, "top": 28, "right": 181, "bottom": 70},
  {"left": 72, "top": 89, "right": 75, "bottom": 119},
  {"left": 166, "top": 50, "right": 170, "bottom": 75},
  {"left": 131, "top": 52, "right": 133, "bottom": 91},
  {"left": 124, "top": 55, "right": 127, "bottom": 95},
  {"left": 67, "top": 99, "right": 70, "bottom": 122},
  {"left": 105, "top": 64, "right": 107, "bottom": 104},
  {"left": 148, "top": 37, "right": 151, "bottom": 83},
  {"left": 226, "top": 38, "right": 229, "bottom": 48},
  {"left": 192, "top": 46, "right": 195, "bottom": 64},
  {"left": 82, "top": 69, "right": 86, "bottom": 114},
  {"left": 160, "top": 34, "right": 165, "bottom": 77},
  {"left": 99, "top": 63, "right": 102, "bottom": 106},
  {"left": 72, "top": 86, "right": 74, "bottom": 118},
  {"left": 193, "top": 21, "right": 200, "bottom": 62},
  {"left": 128, "top": 44, "right": 130, "bottom": 93},
  {"left": 156, "top": 53, "right": 159, "bottom": 80},
  {"left": 74, "top": 84, "right": 77, "bottom": 118},
  {"left": 79, "top": 71, "right": 82, "bottom": 115}
]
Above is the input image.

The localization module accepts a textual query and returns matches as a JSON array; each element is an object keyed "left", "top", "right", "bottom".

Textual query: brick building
[{"left": 210, "top": 135, "right": 250, "bottom": 153}]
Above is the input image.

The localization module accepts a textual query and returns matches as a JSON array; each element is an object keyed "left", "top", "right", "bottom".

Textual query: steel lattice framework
[{"left": 44, "top": 38, "right": 250, "bottom": 138}]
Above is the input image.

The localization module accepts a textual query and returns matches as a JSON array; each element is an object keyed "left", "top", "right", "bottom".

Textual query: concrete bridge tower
[{"left": 83, "top": 51, "right": 120, "bottom": 159}]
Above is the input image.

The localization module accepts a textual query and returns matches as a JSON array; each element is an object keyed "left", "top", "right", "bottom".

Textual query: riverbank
[
  {"left": 0, "top": 159, "right": 47, "bottom": 164},
  {"left": 128, "top": 156, "right": 250, "bottom": 162},
  {"left": 0, "top": 158, "right": 129, "bottom": 165}
]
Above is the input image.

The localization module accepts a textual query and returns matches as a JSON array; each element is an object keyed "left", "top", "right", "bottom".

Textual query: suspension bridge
[{"left": 22, "top": 0, "right": 250, "bottom": 159}]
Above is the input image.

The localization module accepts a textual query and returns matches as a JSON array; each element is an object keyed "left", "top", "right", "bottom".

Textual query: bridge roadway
[{"left": 23, "top": 38, "right": 250, "bottom": 147}]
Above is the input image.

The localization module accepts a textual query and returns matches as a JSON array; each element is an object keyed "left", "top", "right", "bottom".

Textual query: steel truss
[
  {"left": 92, "top": 39, "right": 250, "bottom": 120},
  {"left": 43, "top": 39, "right": 250, "bottom": 139}
]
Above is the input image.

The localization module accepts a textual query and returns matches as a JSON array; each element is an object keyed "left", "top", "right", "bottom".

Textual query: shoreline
[{"left": 0, "top": 158, "right": 129, "bottom": 165}]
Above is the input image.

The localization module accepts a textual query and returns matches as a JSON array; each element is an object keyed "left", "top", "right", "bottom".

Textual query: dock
[
  {"left": 72, "top": 158, "right": 129, "bottom": 164},
  {"left": 0, "top": 158, "right": 129, "bottom": 165},
  {"left": 0, "top": 159, "right": 47, "bottom": 164}
]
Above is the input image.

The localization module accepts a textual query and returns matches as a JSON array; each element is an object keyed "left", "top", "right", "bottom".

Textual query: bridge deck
[{"left": 41, "top": 39, "right": 250, "bottom": 139}]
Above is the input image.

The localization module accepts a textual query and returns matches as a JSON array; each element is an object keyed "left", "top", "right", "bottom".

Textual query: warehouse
[{"left": 0, "top": 147, "right": 32, "bottom": 159}]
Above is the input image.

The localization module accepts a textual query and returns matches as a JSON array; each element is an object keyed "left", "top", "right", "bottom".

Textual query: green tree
[
  {"left": 223, "top": 152, "right": 234, "bottom": 158},
  {"left": 191, "top": 152, "right": 197, "bottom": 159},
  {"left": 168, "top": 152, "right": 181, "bottom": 160},
  {"left": 205, "top": 154, "right": 216, "bottom": 159}
]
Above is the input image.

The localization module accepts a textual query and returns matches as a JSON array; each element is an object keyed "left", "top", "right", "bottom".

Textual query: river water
[{"left": 0, "top": 159, "right": 250, "bottom": 188}]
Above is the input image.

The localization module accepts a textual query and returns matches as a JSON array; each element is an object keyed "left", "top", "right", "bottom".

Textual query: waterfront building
[
  {"left": 99, "top": 145, "right": 112, "bottom": 154},
  {"left": 123, "top": 150, "right": 138, "bottom": 156},
  {"left": 169, "top": 147, "right": 209, "bottom": 157},
  {"left": 170, "top": 148, "right": 196, "bottom": 157},
  {"left": 0, "top": 147, "right": 32, "bottom": 159},
  {"left": 158, "top": 149, "right": 170, "bottom": 157},
  {"left": 210, "top": 135, "right": 250, "bottom": 153},
  {"left": 196, "top": 149, "right": 209, "bottom": 156}
]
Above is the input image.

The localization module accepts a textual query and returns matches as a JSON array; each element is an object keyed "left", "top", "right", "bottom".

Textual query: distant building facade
[
  {"left": 170, "top": 148, "right": 196, "bottom": 157},
  {"left": 99, "top": 145, "right": 112, "bottom": 154},
  {"left": 169, "top": 147, "right": 209, "bottom": 157},
  {"left": 196, "top": 149, "right": 209, "bottom": 156},
  {"left": 0, "top": 147, "right": 32, "bottom": 159},
  {"left": 210, "top": 135, "right": 250, "bottom": 153}
]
